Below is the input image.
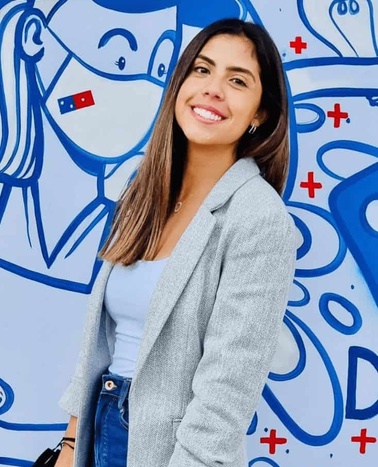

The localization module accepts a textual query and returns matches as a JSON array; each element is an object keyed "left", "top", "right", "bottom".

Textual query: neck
[{"left": 179, "top": 143, "right": 236, "bottom": 199}]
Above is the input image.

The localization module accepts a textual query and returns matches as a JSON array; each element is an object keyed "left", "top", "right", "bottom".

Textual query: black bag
[{"left": 32, "top": 442, "right": 62, "bottom": 467}]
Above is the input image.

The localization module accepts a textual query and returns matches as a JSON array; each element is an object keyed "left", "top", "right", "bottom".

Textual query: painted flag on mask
[{"left": 58, "top": 90, "right": 95, "bottom": 114}]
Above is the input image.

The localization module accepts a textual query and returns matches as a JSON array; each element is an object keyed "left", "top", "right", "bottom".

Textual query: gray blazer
[{"left": 59, "top": 157, "right": 297, "bottom": 467}]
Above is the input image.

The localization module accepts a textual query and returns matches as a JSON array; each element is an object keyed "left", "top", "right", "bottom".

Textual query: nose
[{"left": 202, "top": 75, "right": 224, "bottom": 100}]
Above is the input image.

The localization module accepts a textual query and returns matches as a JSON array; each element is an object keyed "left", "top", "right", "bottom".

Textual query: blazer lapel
[
  {"left": 131, "top": 157, "right": 260, "bottom": 388},
  {"left": 131, "top": 205, "right": 216, "bottom": 388}
]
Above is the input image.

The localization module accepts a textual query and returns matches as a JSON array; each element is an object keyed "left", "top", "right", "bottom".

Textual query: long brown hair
[{"left": 101, "top": 19, "right": 289, "bottom": 265}]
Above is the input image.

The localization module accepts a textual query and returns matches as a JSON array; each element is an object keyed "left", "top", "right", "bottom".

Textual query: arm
[
  {"left": 55, "top": 416, "right": 77, "bottom": 467},
  {"left": 168, "top": 208, "right": 297, "bottom": 467}
]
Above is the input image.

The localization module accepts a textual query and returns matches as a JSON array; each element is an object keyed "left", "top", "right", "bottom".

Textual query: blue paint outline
[
  {"left": 263, "top": 311, "right": 344, "bottom": 445},
  {"left": 346, "top": 346, "right": 378, "bottom": 420},
  {"left": 319, "top": 293, "right": 362, "bottom": 335},
  {"left": 329, "top": 163, "right": 378, "bottom": 305},
  {"left": 246, "top": 412, "right": 258, "bottom": 436},
  {"left": 0, "top": 379, "right": 14, "bottom": 415},
  {"left": 294, "top": 103, "right": 326, "bottom": 133},
  {"left": 297, "top": 0, "right": 342, "bottom": 56},
  {"left": 288, "top": 279, "right": 310, "bottom": 307},
  {"left": 291, "top": 213, "right": 312, "bottom": 261},
  {"left": 285, "top": 56, "right": 378, "bottom": 72},
  {"left": 147, "top": 29, "right": 177, "bottom": 81},
  {"left": 317, "top": 140, "right": 378, "bottom": 182},
  {"left": 283, "top": 79, "right": 299, "bottom": 201},
  {"left": 269, "top": 314, "right": 307, "bottom": 381},
  {"left": 287, "top": 201, "right": 347, "bottom": 277},
  {"left": 0, "top": 420, "right": 67, "bottom": 431},
  {"left": 0, "top": 458, "right": 33, "bottom": 467},
  {"left": 98, "top": 28, "right": 138, "bottom": 51},
  {"left": 0, "top": 256, "right": 103, "bottom": 293},
  {"left": 249, "top": 457, "right": 280, "bottom": 467},
  {"left": 329, "top": 1, "right": 358, "bottom": 56},
  {"left": 361, "top": 193, "right": 378, "bottom": 238}
]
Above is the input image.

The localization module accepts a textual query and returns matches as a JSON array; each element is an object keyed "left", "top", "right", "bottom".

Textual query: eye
[
  {"left": 148, "top": 33, "right": 175, "bottom": 85},
  {"left": 193, "top": 65, "right": 210, "bottom": 75},
  {"left": 231, "top": 77, "right": 247, "bottom": 87},
  {"left": 115, "top": 56, "right": 126, "bottom": 71}
]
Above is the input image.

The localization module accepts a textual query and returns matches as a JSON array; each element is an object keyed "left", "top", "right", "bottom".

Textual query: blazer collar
[
  {"left": 129, "top": 157, "right": 260, "bottom": 392},
  {"left": 203, "top": 156, "right": 260, "bottom": 211}
]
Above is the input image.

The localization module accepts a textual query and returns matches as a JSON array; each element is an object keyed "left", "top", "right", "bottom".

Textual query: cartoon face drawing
[
  {"left": 31, "top": 0, "right": 178, "bottom": 160},
  {"left": 0, "top": 0, "right": 182, "bottom": 289}
]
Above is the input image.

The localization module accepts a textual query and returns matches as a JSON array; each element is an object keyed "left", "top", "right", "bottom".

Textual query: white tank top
[{"left": 105, "top": 258, "right": 169, "bottom": 378}]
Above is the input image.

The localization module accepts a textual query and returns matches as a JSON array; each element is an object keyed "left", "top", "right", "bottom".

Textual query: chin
[{"left": 182, "top": 127, "right": 224, "bottom": 146}]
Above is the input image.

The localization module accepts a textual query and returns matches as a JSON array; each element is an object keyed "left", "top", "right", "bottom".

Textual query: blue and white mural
[{"left": 0, "top": 1, "right": 377, "bottom": 466}]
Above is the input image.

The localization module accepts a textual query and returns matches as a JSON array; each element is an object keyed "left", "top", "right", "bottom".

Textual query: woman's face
[{"left": 175, "top": 34, "right": 264, "bottom": 153}]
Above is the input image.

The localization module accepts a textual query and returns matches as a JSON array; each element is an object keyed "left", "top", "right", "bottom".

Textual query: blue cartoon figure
[
  {"left": 0, "top": 0, "right": 179, "bottom": 292},
  {"left": 0, "top": 0, "right": 253, "bottom": 293}
]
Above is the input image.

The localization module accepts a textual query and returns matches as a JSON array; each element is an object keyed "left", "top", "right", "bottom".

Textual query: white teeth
[{"left": 193, "top": 107, "right": 222, "bottom": 121}]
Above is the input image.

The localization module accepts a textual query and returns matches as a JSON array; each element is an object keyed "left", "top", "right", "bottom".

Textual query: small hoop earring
[{"left": 248, "top": 124, "right": 257, "bottom": 135}]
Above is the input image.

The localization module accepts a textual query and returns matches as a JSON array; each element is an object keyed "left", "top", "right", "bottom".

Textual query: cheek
[
  {"left": 174, "top": 86, "right": 189, "bottom": 123},
  {"left": 237, "top": 95, "right": 262, "bottom": 125}
]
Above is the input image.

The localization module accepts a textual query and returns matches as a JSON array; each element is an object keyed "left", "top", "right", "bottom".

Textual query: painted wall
[{"left": 0, "top": 1, "right": 377, "bottom": 466}]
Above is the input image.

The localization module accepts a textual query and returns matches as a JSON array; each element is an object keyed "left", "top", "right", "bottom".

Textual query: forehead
[{"left": 199, "top": 34, "right": 259, "bottom": 68}]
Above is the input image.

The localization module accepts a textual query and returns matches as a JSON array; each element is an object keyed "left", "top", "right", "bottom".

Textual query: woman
[{"left": 57, "top": 18, "right": 297, "bottom": 467}]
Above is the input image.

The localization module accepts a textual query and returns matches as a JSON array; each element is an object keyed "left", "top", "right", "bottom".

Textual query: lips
[{"left": 191, "top": 105, "right": 227, "bottom": 122}]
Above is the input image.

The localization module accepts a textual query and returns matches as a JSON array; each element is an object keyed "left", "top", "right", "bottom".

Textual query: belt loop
[{"left": 117, "top": 379, "right": 132, "bottom": 409}]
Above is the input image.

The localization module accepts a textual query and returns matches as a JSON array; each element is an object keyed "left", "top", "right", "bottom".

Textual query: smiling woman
[
  {"left": 57, "top": 17, "right": 296, "bottom": 467},
  {"left": 175, "top": 34, "right": 264, "bottom": 153},
  {"left": 101, "top": 18, "right": 289, "bottom": 265}
]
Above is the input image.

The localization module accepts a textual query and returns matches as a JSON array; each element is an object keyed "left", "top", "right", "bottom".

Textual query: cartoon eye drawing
[
  {"left": 115, "top": 56, "right": 126, "bottom": 71},
  {"left": 157, "top": 62, "right": 167, "bottom": 78},
  {"left": 334, "top": 0, "right": 360, "bottom": 16},
  {"left": 148, "top": 32, "right": 175, "bottom": 85},
  {"left": 99, "top": 28, "right": 137, "bottom": 73}
]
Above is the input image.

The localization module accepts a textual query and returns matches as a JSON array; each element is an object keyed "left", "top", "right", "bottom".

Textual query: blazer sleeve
[
  {"left": 58, "top": 262, "right": 112, "bottom": 417},
  {"left": 168, "top": 207, "right": 297, "bottom": 467}
]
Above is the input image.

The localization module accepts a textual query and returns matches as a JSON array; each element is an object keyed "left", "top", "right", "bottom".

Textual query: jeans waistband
[{"left": 101, "top": 372, "right": 132, "bottom": 410}]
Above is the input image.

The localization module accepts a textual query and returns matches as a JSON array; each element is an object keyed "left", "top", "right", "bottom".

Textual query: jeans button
[{"left": 104, "top": 380, "right": 117, "bottom": 391}]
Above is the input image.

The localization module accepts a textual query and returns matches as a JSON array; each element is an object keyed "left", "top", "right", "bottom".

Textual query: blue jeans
[{"left": 92, "top": 373, "right": 131, "bottom": 467}]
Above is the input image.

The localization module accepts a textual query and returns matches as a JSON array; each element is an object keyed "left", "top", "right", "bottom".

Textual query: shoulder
[{"left": 226, "top": 173, "right": 294, "bottom": 233}]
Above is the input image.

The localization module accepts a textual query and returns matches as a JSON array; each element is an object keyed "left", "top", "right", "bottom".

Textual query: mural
[{"left": 0, "top": 0, "right": 377, "bottom": 466}]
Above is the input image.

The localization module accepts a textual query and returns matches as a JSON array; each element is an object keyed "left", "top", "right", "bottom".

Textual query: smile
[{"left": 192, "top": 106, "right": 225, "bottom": 122}]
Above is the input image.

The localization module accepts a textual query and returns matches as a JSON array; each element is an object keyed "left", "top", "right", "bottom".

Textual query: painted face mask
[{"left": 38, "top": 1, "right": 177, "bottom": 161}]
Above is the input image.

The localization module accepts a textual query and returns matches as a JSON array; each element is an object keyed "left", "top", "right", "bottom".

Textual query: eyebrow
[
  {"left": 196, "top": 54, "right": 256, "bottom": 82},
  {"left": 98, "top": 28, "right": 138, "bottom": 51}
]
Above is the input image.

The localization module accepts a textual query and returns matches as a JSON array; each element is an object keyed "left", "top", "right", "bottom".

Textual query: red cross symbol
[
  {"left": 327, "top": 103, "right": 349, "bottom": 128},
  {"left": 260, "top": 429, "right": 287, "bottom": 454},
  {"left": 300, "top": 172, "right": 323, "bottom": 198},
  {"left": 351, "top": 428, "right": 377, "bottom": 454},
  {"left": 290, "top": 36, "right": 307, "bottom": 54}
]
